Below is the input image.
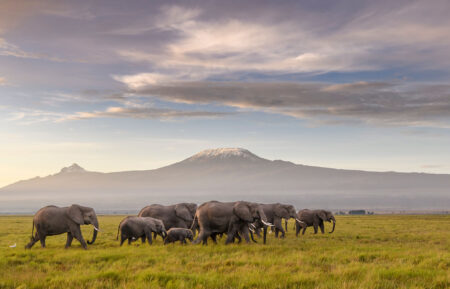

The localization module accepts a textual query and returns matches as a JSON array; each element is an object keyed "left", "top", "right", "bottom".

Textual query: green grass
[{"left": 0, "top": 215, "right": 448, "bottom": 289}]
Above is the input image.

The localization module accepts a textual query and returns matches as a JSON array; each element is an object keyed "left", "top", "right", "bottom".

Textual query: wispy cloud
[
  {"left": 421, "top": 164, "right": 446, "bottom": 169},
  {"left": 121, "top": 80, "right": 450, "bottom": 128},
  {"left": 64, "top": 106, "right": 233, "bottom": 121}
]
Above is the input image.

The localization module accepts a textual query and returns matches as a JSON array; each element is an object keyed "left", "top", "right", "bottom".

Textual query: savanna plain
[{"left": 0, "top": 215, "right": 448, "bottom": 289}]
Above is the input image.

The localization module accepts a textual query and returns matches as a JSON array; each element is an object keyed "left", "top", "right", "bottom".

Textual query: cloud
[
  {"left": 112, "top": 73, "right": 172, "bottom": 90},
  {"left": 0, "top": 38, "right": 80, "bottom": 62},
  {"left": 0, "top": 76, "right": 6, "bottom": 86},
  {"left": 4, "top": 108, "right": 66, "bottom": 124},
  {"left": 64, "top": 106, "right": 233, "bottom": 121},
  {"left": 113, "top": 2, "right": 450, "bottom": 76},
  {"left": 121, "top": 80, "right": 450, "bottom": 128},
  {"left": 421, "top": 165, "right": 445, "bottom": 169}
]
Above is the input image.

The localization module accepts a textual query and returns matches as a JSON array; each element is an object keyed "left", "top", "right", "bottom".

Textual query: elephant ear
[
  {"left": 233, "top": 202, "right": 253, "bottom": 223},
  {"left": 68, "top": 204, "right": 84, "bottom": 225},
  {"left": 148, "top": 221, "right": 157, "bottom": 232},
  {"left": 318, "top": 211, "right": 327, "bottom": 221},
  {"left": 175, "top": 204, "right": 192, "bottom": 222}
]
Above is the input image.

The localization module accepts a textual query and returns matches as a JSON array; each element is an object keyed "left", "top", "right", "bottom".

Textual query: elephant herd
[{"left": 24, "top": 201, "right": 336, "bottom": 249}]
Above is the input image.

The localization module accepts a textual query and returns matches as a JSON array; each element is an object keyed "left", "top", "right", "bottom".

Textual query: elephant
[
  {"left": 138, "top": 203, "right": 197, "bottom": 238},
  {"left": 252, "top": 203, "right": 304, "bottom": 239},
  {"left": 193, "top": 200, "right": 272, "bottom": 245},
  {"left": 164, "top": 228, "right": 194, "bottom": 245},
  {"left": 116, "top": 216, "right": 167, "bottom": 246},
  {"left": 25, "top": 204, "right": 99, "bottom": 250},
  {"left": 295, "top": 209, "right": 336, "bottom": 236}
]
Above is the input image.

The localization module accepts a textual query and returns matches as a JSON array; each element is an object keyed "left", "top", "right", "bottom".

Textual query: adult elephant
[
  {"left": 295, "top": 209, "right": 336, "bottom": 236},
  {"left": 25, "top": 204, "right": 99, "bottom": 249},
  {"left": 116, "top": 216, "right": 167, "bottom": 246},
  {"left": 193, "top": 201, "right": 272, "bottom": 245},
  {"left": 253, "top": 203, "right": 304, "bottom": 238},
  {"left": 138, "top": 203, "right": 197, "bottom": 236}
]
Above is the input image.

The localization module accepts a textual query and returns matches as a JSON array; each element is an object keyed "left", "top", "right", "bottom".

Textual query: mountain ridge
[{"left": 1, "top": 148, "right": 449, "bottom": 212}]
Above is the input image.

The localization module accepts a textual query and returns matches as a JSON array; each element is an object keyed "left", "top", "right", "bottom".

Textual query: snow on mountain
[{"left": 180, "top": 148, "right": 266, "bottom": 163}]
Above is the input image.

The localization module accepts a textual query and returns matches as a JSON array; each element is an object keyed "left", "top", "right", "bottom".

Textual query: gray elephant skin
[
  {"left": 252, "top": 203, "right": 301, "bottom": 239},
  {"left": 193, "top": 201, "right": 272, "bottom": 245},
  {"left": 116, "top": 216, "right": 167, "bottom": 246},
  {"left": 138, "top": 203, "right": 197, "bottom": 236},
  {"left": 295, "top": 209, "right": 336, "bottom": 236},
  {"left": 164, "top": 228, "right": 194, "bottom": 245},
  {"left": 25, "top": 204, "right": 99, "bottom": 249}
]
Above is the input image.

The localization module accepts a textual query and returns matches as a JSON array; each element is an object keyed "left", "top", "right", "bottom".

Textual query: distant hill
[{"left": 1, "top": 148, "right": 449, "bottom": 212}]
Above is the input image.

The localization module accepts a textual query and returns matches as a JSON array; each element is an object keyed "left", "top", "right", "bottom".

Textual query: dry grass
[{"left": 0, "top": 215, "right": 448, "bottom": 288}]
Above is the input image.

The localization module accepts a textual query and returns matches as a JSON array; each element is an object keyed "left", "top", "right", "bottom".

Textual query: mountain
[{"left": 1, "top": 148, "right": 449, "bottom": 213}]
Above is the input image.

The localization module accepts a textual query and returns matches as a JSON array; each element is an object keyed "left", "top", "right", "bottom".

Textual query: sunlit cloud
[{"left": 64, "top": 106, "right": 234, "bottom": 121}]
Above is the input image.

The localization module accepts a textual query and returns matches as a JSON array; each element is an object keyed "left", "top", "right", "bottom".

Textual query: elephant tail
[
  {"left": 116, "top": 223, "right": 121, "bottom": 240},
  {"left": 30, "top": 220, "right": 35, "bottom": 240}
]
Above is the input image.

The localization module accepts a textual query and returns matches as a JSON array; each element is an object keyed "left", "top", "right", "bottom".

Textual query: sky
[{"left": 1, "top": 0, "right": 450, "bottom": 187}]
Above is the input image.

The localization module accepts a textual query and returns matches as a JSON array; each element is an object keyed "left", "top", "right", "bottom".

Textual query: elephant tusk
[
  {"left": 93, "top": 226, "right": 101, "bottom": 232},
  {"left": 249, "top": 227, "right": 255, "bottom": 233},
  {"left": 250, "top": 223, "right": 256, "bottom": 229},
  {"left": 261, "top": 220, "right": 274, "bottom": 227},
  {"left": 295, "top": 218, "right": 306, "bottom": 225}
]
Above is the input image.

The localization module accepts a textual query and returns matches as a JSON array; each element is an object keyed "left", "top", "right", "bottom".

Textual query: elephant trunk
[
  {"left": 87, "top": 218, "right": 99, "bottom": 244},
  {"left": 329, "top": 217, "right": 336, "bottom": 234},
  {"left": 257, "top": 207, "right": 269, "bottom": 244}
]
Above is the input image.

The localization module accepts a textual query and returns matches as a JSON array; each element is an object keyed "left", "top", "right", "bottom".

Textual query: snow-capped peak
[
  {"left": 186, "top": 148, "right": 263, "bottom": 162},
  {"left": 59, "top": 163, "right": 86, "bottom": 174}
]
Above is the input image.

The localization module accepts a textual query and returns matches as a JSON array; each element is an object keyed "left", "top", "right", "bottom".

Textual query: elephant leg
[
  {"left": 236, "top": 233, "right": 243, "bottom": 244},
  {"left": 210, "top": 233, "right": 218, "bottom": 244},
  {"left": 153, "top": 232, "right": 157, "bottom": 240},
  {"left": 295, "top": 223, "right": 300, "bottom": 237},
  {"left": 38, "top": 232, "right": 46, "bottom": 248},
  {"left": 319, "top": 223, "right": 325, "bottom": 234},
  {"left": 194, "top": 230, "right": 210, "bottom": 245},
  {"left": 141, "top": 236, "right": 146, "bottom": 243},
  {"left": 263, "top": 227, "right": 267, "bottom": 244},
  {"left": 225, "top": 226, "right": 239, "bottom": 244},
  {"left": 240, "top": 226, "right": 250, "bottom": 243},
  {"left": 65, "top": 232, "right": 74, "bottom": 248},
  {"left": 25, "top": 233, "right": 39, "bottom": 249},
  {"left": 70, "top": 225, "right": 87, "bottom": 249},
  {"left": 146, "top": 231, "right": 153, "bottom": 245},
  {"left": 120, "top": 234, "right": 126, "bottom": 246},
  {"left": 302, "top": 227, "right": 307, "bottom": 235},
  {"left": 242, "top": 232, "right": 250, "bottom": 244},
  {"left": 202, "top": 236, "right": 208, "bottom": 245},
  {"left": 182, "top": 239, "right": 187, "bottom": 244},
  {"left": 313, "top": 224, "right": 318, "bottom": 234},
  {"left": 274, "top": 218, "right": 285, "bottom": 238}
]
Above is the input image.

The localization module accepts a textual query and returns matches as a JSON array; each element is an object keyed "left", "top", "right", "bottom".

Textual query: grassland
[{"left": 0, "top": 215, "right": 448, "bottom": 289}]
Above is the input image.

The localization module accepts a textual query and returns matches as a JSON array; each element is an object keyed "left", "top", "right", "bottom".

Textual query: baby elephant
[
  {"left": 117, "top": 216, "right": 166, "bottom": 246},
  {"left": 164, "top": 228, "right": 194, "bottom": 245}
]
